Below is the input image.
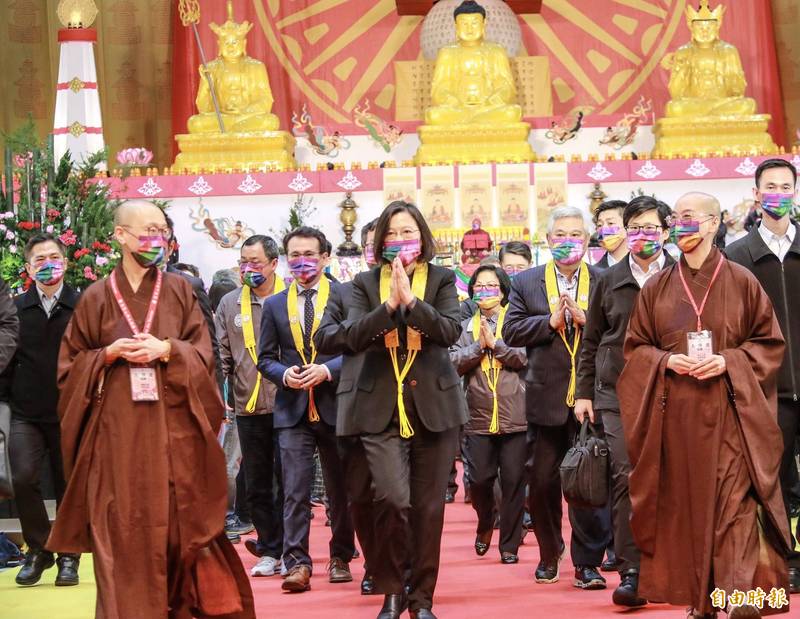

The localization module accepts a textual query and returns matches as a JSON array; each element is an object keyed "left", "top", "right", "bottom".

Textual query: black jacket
[
  {"left": 575, "top": 254, "right": 673, "bottom": 412},
  {"left": 331, "top": 263, "right": 468, "bottom": 435},
  {"left": 0, "top": 276, "right": 18, "bottom": 375},
  {"left": 0, "top": 284, "right": 78, "bottom": 422},
  {"left": 725, "top": 224, "right": 800, "bottom": 400},
  {"left": 503, "top": 263, "right": 598, "bottom": 426}
]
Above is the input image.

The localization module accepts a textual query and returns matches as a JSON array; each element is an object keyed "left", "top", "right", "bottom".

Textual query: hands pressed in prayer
[
  {"left": 549, "top": 304, "right": 566, "bottom": 331},
  {"left": 561, "top": 294, "right": 586, "bottom": 327},
  {"left": 479, "top": 317, "right": 495, "bottom": 350}
]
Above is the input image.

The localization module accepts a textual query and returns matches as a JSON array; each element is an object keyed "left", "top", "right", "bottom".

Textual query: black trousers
[
  {"left": 777, "top": 398, "right": 800, "bottom": 569},
  {"left": 236, "top": 414, "right": 284, "bottom": 559},
  {"left": 9, "top": 418, "right": 73, "bottom": 556},
  {"left": 527, "top": 419, "right": 611, "bottom": 566},
  {"left": 360, "top": 395, "right": 459, "bottom": 612},
  {"left": 338, "top": 435, "right": 376, "bottom": 574},
  {"left": 465, "top": 432, "right": 527, "bottom": 555},
  {"left": 278, "top": 417, "right": 355, "bottom": 571},
  {"left": 596, "top": 409, "right": 640, "bottom": 572},
  {"left": 447, "top": 429, "right": 471, "bottom": 494}
]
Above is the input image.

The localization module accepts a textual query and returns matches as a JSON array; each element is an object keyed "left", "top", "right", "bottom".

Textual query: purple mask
[
  {"left": 288, "top": 257, "right": 321, "bottom": 285},
  {"left": 382, "top": 239, "right": 421, "bottom": 266}
]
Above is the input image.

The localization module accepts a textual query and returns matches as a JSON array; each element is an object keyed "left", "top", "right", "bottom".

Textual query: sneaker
[
  {"left": 573, "top": 565, "right": 607, "bottom": 590},
  {"left": 225, "top": 517, "right": 255, "bottom": 536},
  {"left": 534, "top": 543, "right": 566, "bottom": 584},
  {"left": 251, "top": 556, "right": 281, "bottom": 577},
  {"left": 280, "top": 561, "right": 289, "bottom": 578},
  {"left": 612, "top": 569, "right": 647, "bottom": 607}
]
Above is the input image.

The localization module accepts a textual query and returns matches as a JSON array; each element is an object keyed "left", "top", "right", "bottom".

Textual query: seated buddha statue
[
  {"left": 425, "top": 0, "right": 522, "bottom": 125},
  {"left": 664, "top": 0, "right": 756, "bottom": 118},
  {"left": 187, "top": 1, "right": 280, "bottom": 133}
]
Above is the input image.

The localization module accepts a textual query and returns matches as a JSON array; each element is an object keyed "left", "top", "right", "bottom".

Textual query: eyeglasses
[
  {"left": 473, "top": 283, "right": 500, "bottom": 291},
  {"left": 625, "top": 224, "right": 662, "bottom": 234},
  {"left": 503, "top": 265, "right": 526, "bottom": 274},
  {"left": 122, "top": 225, "right": 171, "bottom": 240},
  {"left": 384, "top": 228, "right": 420, "bottom": 241},
  {"left": 672, "top": 215, "right": 715, "bottom": 226}
]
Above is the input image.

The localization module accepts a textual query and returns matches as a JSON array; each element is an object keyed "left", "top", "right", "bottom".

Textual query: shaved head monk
[
  {"left": 618, "top": 191, "right": 791, "bottom": 617},
  {"left": 48, "top": 200, "right": 254, "bottom": 618}
]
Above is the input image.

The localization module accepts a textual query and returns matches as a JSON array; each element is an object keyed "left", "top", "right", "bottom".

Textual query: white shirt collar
[
  {"left": 758, "top": 220, "right": 796, "bottom": 245},
  {"left": 629, "top": 252, "right": 666, "bottom": 286},
  {"left": 36, "top": 283, "right": 63, "bottom": 303}
]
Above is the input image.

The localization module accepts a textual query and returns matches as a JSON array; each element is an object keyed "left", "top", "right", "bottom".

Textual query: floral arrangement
[{"left": 1, "top": 120, "right": 120, "bottom": 291}]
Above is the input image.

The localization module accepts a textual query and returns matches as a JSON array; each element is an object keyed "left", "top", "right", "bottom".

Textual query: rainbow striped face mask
[
  {"left": 627, "top": 231, "right": 662, "bottom": 259},
  {"left": 472, "top": 286, "right": 501, "bottom": 310},
  {"left": 760, "top": 193, "right": 794, "bottom": 220}
]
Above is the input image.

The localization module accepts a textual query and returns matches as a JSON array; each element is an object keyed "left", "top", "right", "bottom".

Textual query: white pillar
[{"left": 52, "top": 28, "right": 105, "bottom": 167}]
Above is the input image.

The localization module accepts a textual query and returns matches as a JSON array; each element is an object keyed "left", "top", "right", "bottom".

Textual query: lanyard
[
  {"left": 109, "top": 269, "right": 162, "bottom": 336},
  {"left": 471, "top": 306, "right": 507, "bottom": 434},
  {"left": 677, "top": 255, "right": 724, "bottom": 332}
]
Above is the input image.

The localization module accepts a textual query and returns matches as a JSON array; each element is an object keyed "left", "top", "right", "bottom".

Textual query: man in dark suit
[
  {"left": 258, "top": 226, "right": 354, "bottom": 593},
  {"left": 575, "top": 196, "right": 673, "bottom": 607},
  {"left": 314, "top": 219, "right": 379, "bottom": 595},
  {"left": 503, "top": 206, "right": 610, "bottom": 590}
]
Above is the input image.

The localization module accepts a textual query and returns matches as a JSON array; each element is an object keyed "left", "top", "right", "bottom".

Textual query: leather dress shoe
[
  {"left": 574, "top": 565, "right": 607, "bottom": 590},
  {"left": 55, "top": 555, "right": 80, "bottom": 586},
  {"left": 474, "top": 530, "right": 492, "bottom": 556},
  {"left": 612, "top": 569, "right": 646, "bottom": 607},
  {"left": 16, "top": 550, "right": 55, "bottom": 586},
  {"left": 361, "top": 573, "right": 376, "bottom": 595},
  {"left": 244, "top": 539, "right": 263, "bottom": 558},
  {"left": 789, "top": 567, "right": 800, "bottom": 594},
  {"left": 327, "top": 557, "right": 353, "bottom": 583},
  {"left": 376, "top": 593, "right": 407, "bottom": 619},
  {"left": 410, "top": 610, "right": 437, "bottom": 619},
  {"left": 500, "top": 552, "right": 519, "bottom": 564},
  {"left": 282, "top": 565, "right": 311, "bottom": 592}
]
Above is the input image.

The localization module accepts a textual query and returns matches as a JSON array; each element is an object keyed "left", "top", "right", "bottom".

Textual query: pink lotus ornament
[{"left": 115, "top": 148, "right": 153, "bottom": 167}]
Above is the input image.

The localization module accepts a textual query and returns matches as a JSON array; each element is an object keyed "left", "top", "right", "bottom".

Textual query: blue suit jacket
[{"left": 257, "top": 285, "right": 343, "bottom": 429}]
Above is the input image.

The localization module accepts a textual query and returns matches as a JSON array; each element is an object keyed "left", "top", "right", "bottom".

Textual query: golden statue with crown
[
  {"left": 652, "top": 0, "right": 777, "bottom": 158},
  {"left": 174, "top": 0, "right": 295, "bottom": 172},
  {"left": 414, "top": 0, "right": 534, "bottom": 165}
]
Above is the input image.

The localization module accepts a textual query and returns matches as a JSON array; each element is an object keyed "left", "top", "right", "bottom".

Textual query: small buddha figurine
[
  {"left": 187, "top": 1, "right": 280, "bottom": 133},
  {"left": 664, "top": 0, "right": 756, "bottom": 118},
  {"left": 425, "top": 0, "right": 522, "bottom": 125}
]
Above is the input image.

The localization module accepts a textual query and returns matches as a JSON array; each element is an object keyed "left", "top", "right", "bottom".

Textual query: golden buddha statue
[
  {"left": 415, "top": 0, "right": 533, "bottom": 165},
  {"left": 174, "top": 1, "right": 295, "bottom": 172},
  {"left": 652, "top": 0, "right": 776, "bottom": 158}
]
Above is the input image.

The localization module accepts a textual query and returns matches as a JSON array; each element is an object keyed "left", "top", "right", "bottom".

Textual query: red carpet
[{"left": 236, "top": 485, "right": 689, "bottom": 618}]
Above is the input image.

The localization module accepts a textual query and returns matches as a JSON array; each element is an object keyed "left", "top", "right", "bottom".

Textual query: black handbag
[
  {"left": 0, "top": 402, "right": 12, "bottom": 499},
  {"left": 560, "top": 419, "right": 609, "bottom": 508}
]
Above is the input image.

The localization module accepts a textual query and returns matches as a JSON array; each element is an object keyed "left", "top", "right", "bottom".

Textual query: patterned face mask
[
  {"left": 472, "top": 286, "right": 502, "bottom": 310},
  {"left": 382, "top": 239, "right": 421, "bottom": 266},
  {"left": 759, "top": 193, "right": 794, "bottom": 220},
  {"left": 34, "top": 259, "right": 65, "bottom": 285},
  {"left": 288, "top": 256, "right": 321, "bottom": 285},
  {"left": 240, "top": 262, "right": 266, "bottom": 288},
  {"left": 132, "top": 236, "right": 167, "bottom": 268},
  {"left": 598, "top": 226, "right": 625, "bottom": 252},
  {"left": 627, "top": 230, "right": 662, "bottom": 259},
  {"left": 671, "top": 220, "right": 703, "bottom": 253},
  {"left": 549, "top": 237, "right": 585, "bottom": 265}
]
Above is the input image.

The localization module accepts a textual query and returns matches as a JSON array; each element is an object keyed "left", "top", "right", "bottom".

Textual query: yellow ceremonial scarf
[
  {"left": 471, "top": 305, "right": 508, "bottom": 434},
  {"left": 286, "top": 276, "right": 331, "bottom": 422},
  {"left": 379, "top": 261, "right": 429, "bottom": 439},
  {"left": 241, "top": 275, "right": 286, "bottom": 413},
  {"left": 544, "top": 261, "right": 590, "bottom": 407}
]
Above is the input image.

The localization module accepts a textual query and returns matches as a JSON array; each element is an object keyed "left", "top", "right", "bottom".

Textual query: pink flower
[
  {"left": 9, "top": 245, "right": 16, "bottom": 254},
  {"left": 96, "top": 256, "right": 109, "bottom": 266},
  {"left": 59, "top": 230, "right": 77, "bottom": 246},
  {"left": 46, "top": 225, "right": 54, "bottom": 233},
  {"left": 115, "top": 147, "right": 153, "bottom": 166},
  {"left": 5, "top": 230, "right": 15, "bottom": 240},
  {"left": 83, "top": 266, "right": 98, "bottom": 281}
]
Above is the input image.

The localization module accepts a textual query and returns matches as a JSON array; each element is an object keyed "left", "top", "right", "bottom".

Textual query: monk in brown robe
[
  {"left": 48, "top": 201, "right": 254, "bottom": 619},
  {"left": 618, "top": 192, "right": 791, "bottom": 618}
]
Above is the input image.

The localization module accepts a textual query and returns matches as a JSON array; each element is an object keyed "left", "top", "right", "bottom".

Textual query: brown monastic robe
[
  {"left": 618, "top": 248, "right": 791, "bottom": 615},
  {"left": 48, "top": 265, "right": 255, "bottom": 619}
]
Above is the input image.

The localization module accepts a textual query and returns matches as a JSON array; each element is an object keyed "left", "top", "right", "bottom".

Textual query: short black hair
[
  {"left": 242, "top": 234, "right": 279, "bottom": 261},
  {"left": 467, "top": 265, "right": 512, "bottom": 306},
  {"left": 282, "top": 226, "right": 329, "bottom": 256},
  {"left": 454, "top": 0, "right": 486, "bottom": 20},
  {"left": 373, "top": 201, "right": 437, "bottom": 264},
  {"left": 593, "top": 200, "right": 628, "bottom": 225},
  {"left": 623, "top": 195, "right": 672, "bottom": 229},
  {"left": 24, "top": 233, "right": 67, "bottom": 262},
  {"left": 360, "top": 218, "right": 378, "bottom": 247},
  {"left": 498, "top": 240, "right": 532, "bottom": 265},
  {"left": 755, "top": 158, "right": 797, "bottom": 188},
  {"left": 174, "top": 263, "right": 200, "bottom": 278}
]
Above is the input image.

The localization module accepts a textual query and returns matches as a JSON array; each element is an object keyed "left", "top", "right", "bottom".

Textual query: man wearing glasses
[{"left": 575, "top": 196, "right": 673, "bottom": 608}]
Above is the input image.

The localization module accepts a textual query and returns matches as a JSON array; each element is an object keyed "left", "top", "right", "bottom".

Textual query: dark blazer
[
  {"left": 258, "top": 284, "right": 343, "bottom": 429},
  {"left": 314, "top": 281, "right": 368, "bottom": 436},
  {"left": 0, "top": 276, "right": 18, "bottom": 375},
  {"left": 459, "top": 297, "right": 478, "bottom": 322},
  {"left": 576, "top": 254, "right": 673, "bottom": 412},
  {"left": 0, "top": 284, "right": 78, "bottom": 422},
  {"left": 594, "top": 252, "right": 611, "bottom": 270},
  {"left": 332, "top": 263, "right": 468, "bottom": 435},
  {"left": 502, "top": 263, "right": 599, "bottom": 426},
  {"left": 725, "top": 223, "right": 800, "bottom": 400}
]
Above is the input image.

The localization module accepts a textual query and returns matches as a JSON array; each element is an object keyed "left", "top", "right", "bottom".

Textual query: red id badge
[{"left": 130, "top": 367, "right": 159, "bottom": 401}]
